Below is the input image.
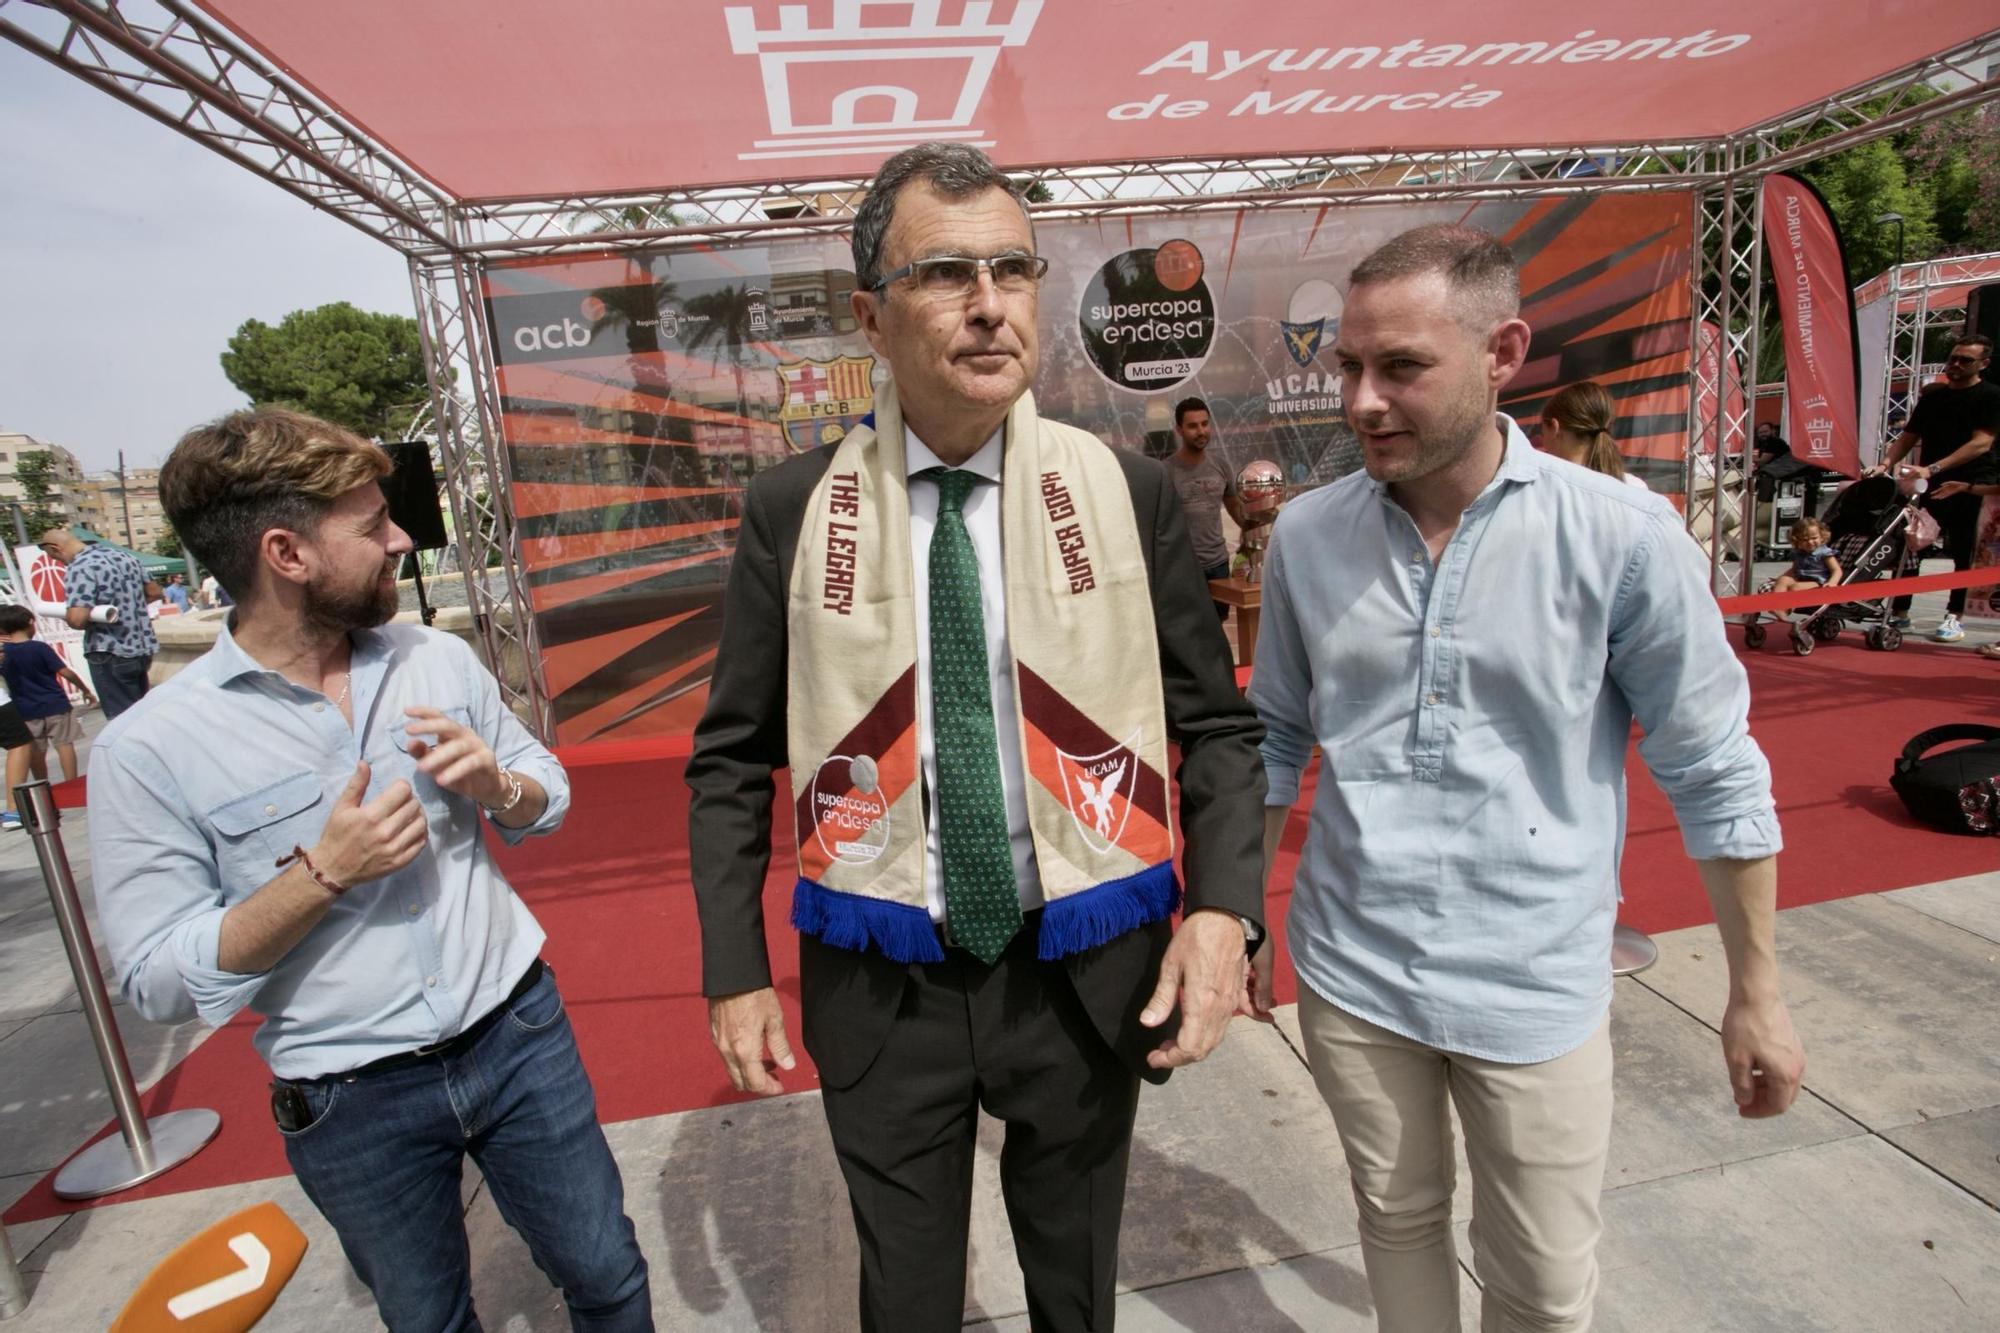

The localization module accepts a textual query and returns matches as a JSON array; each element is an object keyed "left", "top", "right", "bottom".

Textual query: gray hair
[
  {"left": 1349, "top": 223, "right": 1521, "bottom": 331},
  {"left": 851, "top": 142, "right": 1031, "bottom": 290}
]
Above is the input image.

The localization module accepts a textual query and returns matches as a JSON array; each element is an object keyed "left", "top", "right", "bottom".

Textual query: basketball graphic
[
  {"left": 579, "top": 294, "right": 608, "bottom": 323},
  {"left": 29, "top": 554, "right": 65, "bottom": 605},
  {"left": 1153, "top": 240, "right": 1204, "bottom": 292}
]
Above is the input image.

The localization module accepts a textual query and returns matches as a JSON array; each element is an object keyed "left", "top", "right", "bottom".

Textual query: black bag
[{"left": 1890, "top": 725, "right": 2000, "bottom": 835}]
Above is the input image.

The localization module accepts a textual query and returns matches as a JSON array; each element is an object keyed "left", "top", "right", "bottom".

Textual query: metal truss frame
[
  {"left": 1872, "top": 252, "right": 2000, "bottom": 449},
  {"left": 407, "top": 257, "right": 551, "bottom": 734},
  {"left": 1686, "top": 163, "right": 1764, "bottom": 597},
  {"left": 9, "top": 0, "right": 1994, "bottom": 730}
]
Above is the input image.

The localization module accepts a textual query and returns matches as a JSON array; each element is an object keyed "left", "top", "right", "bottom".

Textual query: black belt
[{"left": 326, "top": 958, "right": 545, "bottom": 1082}]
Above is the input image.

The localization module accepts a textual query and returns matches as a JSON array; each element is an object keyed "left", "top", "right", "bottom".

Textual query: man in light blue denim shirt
[
  {"left": 1248, "top": 225, "right": 1804, "bottom": 1333},
  {"left": 93, "top": 408, "right": 650, "bottom": 1331}
]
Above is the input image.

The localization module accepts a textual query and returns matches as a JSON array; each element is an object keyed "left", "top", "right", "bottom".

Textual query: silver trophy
[{"left": 1236, "top": 459, "right": 1285, "bottom": 584}]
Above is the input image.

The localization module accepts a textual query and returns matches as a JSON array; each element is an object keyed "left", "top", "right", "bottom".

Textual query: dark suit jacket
[{"left": 686, "top": 433, "right": 1266, "bottom": 1088}]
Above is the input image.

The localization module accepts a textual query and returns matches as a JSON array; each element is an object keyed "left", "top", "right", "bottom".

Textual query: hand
[
  {"left": 709, "top": 988, "right": 796, "bottom": 1095},
  {"left": 1241, "top": 931, "right": 1277, "bottom": 1023},
  {"left": 1141, "top": 909, "right": 1248, "bottom": 1070},
  {"left": 1719, "top": 991, "right": 1804, "bottom": 1118},
  {"left": 404, "top": 706, "right": 508, "bottom": 806},
  {"left": 312, "top": 761, "right": 427, "bottom": 888},
  {"left": 1931, "top": 479, "right": 1969, "bottom": 499}
]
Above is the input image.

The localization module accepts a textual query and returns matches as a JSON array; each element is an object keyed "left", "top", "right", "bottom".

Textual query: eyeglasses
[
  {"left": 1945, "top": 352, "right": 1987, "bottom": 366},
  {"left": 870, "top": 251, "right": 1049, "bottom": 298}
]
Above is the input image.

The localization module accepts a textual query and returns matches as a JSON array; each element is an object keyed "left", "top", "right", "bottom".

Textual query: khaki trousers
[{"left": 1297, "top": 988, "right": 1614, "bottom": 1333}]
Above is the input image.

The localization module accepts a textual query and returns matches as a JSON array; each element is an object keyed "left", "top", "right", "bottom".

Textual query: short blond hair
[{"left": 160, "top": 407, "right": 391, "bottom": 599}]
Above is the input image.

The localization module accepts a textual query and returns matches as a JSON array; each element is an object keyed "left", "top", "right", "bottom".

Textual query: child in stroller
[{"left": 1742, "top": 474, "right": 1923, "bottom": 654}]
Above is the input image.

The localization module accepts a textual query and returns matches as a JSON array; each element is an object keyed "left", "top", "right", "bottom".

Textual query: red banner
[{"left": 1761, "top": 173, "right": 1862, "bottom": 477}]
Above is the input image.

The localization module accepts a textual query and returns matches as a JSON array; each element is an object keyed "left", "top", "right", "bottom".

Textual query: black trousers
[
  {"left": 819, "top": 924, "right": 1142, "bottom": 1333},
  {"left": 86, "top": 651, "right": 151, "bottom": 720},
  {"left": 1893, "top": 490, "right": 1985, "bottom": 618}
]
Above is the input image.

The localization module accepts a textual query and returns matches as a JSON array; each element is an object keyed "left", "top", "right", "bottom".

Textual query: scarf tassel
[
  {"left": 791, "top": 878, "right": 947, "bottom": 964},
  {"left": 1037, "top": 862, "right": 1181, "bottom": 961}
]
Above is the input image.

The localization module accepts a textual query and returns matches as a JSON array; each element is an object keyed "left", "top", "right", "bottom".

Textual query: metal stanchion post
[
  {"left": 15, "top": 780, "right": 220, "bottom": 1199},
  {"left": 0, "top": 1223, "right": 26, "bottom": 1319}
]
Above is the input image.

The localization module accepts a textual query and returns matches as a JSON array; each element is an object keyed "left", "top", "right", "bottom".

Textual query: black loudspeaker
[
  {"left": 382, "top": 441, "right": 449, "bottom": 551},
  {"left": 1967, "top": 284, "right": 2000, "bottom": 382}
]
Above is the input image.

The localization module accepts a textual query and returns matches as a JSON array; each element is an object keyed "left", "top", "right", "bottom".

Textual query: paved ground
[{"left": 4, "top": 587, "right": 1997, "bottom": 1330}]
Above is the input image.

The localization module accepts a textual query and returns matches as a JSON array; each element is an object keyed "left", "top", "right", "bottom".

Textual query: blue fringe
[
  {"left": 791, "top": 878, "right": 945, "bottom": 964},
  {"left": 1037, "top": 862, "right": 1182, "bottom": 961}
]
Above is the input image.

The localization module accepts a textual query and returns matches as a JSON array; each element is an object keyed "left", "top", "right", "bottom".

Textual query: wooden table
[{"left": 1207, "top": 576, "right": 1261, "bottom": 668}]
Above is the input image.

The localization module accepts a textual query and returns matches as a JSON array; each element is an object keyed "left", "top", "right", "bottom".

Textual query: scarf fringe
[
  {"left": 792, "top": 878, "right": 946, "bottom": 964},
  {"left": 1037, "top": 861, "right": 1181, "bottom": 961}
]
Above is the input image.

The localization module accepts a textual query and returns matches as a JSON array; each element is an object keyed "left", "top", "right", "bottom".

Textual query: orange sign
[{"left": 111, "top": 1201, "right": 308, "bottom": 1333}]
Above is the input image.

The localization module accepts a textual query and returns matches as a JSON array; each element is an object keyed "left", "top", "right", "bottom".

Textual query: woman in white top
[{"left": 1539, "top": 379, "right": 1650, "bottom": 490}]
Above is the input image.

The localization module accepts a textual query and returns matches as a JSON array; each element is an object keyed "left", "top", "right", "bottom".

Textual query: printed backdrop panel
[{"left": 483, "top": 193, "right": 1693, "bottom": 744}]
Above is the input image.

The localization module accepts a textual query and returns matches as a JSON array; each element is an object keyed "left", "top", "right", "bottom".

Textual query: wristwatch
[{"left": 1233, "top": 912, "right": 1265, "bottom": 951}]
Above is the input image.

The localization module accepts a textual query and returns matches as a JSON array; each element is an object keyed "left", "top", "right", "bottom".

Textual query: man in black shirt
[{"left": 1873, "top": 335, "right": 2000, "bottom": 640}]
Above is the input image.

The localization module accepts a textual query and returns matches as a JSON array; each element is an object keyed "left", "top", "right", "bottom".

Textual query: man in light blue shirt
[
  {"left": 94, "top": 407, "right": 650, "bottom": 1331},
  {"left": 1248, "top": 224, "right": 1804, "bottom": 1333}
]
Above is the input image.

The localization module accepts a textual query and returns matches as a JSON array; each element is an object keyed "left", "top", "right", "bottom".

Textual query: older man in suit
[{"left": 686, "top": 143, "right": 1266, "bottom": 1331}]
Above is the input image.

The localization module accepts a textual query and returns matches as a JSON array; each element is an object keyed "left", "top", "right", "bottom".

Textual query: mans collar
[
  {"left": 1367, "top": 413, "right": 1539, "bottom": 498},
  {"left": 210, "top": 617, "right": 389, "bottom": 689},
  {"left": 904, "top": 424, "right": 1005, "bottom": 483}
]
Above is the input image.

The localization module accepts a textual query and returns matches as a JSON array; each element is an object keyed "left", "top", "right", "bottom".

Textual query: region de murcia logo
[
  {"left": 1054, "top": 733, "right": 1140, "bottom": 855},
  {"left": 724, "top": 1, "right": 1041, "bottom": 163}
]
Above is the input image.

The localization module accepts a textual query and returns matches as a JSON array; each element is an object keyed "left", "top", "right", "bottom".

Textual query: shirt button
[
  {"left": 424, "top": 975, "right": 437, "bottom": 988},
  {"left": 313, "top": 702, "right": 326, "bottom": 713},
  {"left": 1429, "top": 626, "right": 1442, "bottom": 638},
  {"left": 264, "top": 804, "right": 278, "bottom": 816},
  {"left": 406, "top": 903, "right": 421, "bottom": 917},
  {"left": 1425, "top": 693, "right": 1439, "bottom": 706}
]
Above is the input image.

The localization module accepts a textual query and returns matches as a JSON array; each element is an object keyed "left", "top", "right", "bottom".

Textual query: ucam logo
[{"left": 512, "top": 318, "right": 593, "bottom": 353}]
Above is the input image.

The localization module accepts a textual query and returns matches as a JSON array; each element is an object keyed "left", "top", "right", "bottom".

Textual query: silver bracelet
[{"left": 486, "top": 768, "right": 525, "bottom": 814}]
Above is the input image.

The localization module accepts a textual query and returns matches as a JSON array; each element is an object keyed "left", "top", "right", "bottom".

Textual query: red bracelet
[{"left": 277, "top": 845, "right": 349, "bottom": 897}]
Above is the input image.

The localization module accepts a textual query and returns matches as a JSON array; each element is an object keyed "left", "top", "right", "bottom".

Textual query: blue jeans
[
  {"left": 279, "top": 968, "right": 651, "bottom": 1332},
  {"left": 85, "top": 651, "right": 150, "bottom": 720}
]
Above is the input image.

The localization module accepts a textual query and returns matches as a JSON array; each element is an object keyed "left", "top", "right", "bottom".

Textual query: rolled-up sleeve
[
  {"left": 88, "top": 740, "right": 273, "bottom": 1027},
  {"left": 462, "top": 641, "right": 569, "bottom": 845},
  {"left": 1247, "top": 521, "right": 1317, "bottom": 807},
  {"left": 1608, "top": 517, "right": 1783, "bottom": 861}
]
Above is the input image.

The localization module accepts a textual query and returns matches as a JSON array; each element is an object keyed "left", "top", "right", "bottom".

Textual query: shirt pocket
[
  {"left": 379, "top": 704, "right": 479, "bottom": 829},
  {"left": 207, "top": 772, "right": 328, "bottom": 890}
]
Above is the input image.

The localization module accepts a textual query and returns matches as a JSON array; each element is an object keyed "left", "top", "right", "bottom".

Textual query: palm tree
[{"left": 681, "top": 284, "right": 764, "bottom": 422}]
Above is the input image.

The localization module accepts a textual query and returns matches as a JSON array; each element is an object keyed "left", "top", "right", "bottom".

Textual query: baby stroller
[{"left": 1741, "top": 474, "right": 1923, "bottom": 655}]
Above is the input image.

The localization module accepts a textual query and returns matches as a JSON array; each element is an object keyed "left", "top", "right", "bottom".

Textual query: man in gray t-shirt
[{"left": 1168, "top": 397, "right": 1261, "bottom": 617}]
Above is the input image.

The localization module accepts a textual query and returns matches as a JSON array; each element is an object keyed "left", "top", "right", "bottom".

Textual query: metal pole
[
  {"left": 0, "top": 1222, "right": 26, "bottom": 1319},
  {"left": 116, "top": 450, "right": 134, "bottom": 550},
  {"left": 15, "top": 780, "right": 220, "bottom": 1198}
]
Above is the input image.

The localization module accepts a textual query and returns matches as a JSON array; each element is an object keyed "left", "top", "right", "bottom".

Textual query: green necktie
[{"left": 920, "top": 467, "right": 1021, "bottom": 963}]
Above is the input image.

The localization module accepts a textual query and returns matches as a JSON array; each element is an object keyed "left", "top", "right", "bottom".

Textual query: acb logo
[{"left": 511, "top": 318, "right": 592, "bottom": 353}]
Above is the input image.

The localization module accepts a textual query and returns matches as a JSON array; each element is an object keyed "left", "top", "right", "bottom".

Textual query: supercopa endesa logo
[{"left": 1078, "top": 240, "right": 1214, "bottom": 394}]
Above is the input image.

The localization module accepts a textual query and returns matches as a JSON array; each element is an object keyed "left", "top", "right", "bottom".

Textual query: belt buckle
[{"left": 409, "top": 1036, "right": 453, "bottom": 1059}]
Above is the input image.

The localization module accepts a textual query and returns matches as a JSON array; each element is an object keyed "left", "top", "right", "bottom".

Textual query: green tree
[
  {"left": 153, "top": 524, "right": 182, "bottom": 559},
  {"left": 220, "top": 301, "right": 431, "bottom": 439},
  {"left": 14, "top": 451, "right": 66, "bottom": 537}
]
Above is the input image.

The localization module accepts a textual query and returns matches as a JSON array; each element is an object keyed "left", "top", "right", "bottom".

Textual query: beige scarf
[{"left": 785, "top": 380, "right": 1176, "bottom": 962}]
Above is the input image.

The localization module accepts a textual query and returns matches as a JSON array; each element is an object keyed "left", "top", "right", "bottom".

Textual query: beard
[
  {"left": 1357, "top": 372, "right": 1495, "bottom": 486},
  {"left": 302, "top": 561, "right": 400, "bottom": 635}
]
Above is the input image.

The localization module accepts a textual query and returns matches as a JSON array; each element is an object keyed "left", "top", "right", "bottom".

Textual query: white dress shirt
[{"left": 906, "top": 426, "right": 1045, "bottom": 919}]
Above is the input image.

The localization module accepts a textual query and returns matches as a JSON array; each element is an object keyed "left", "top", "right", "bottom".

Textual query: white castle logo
[{"left": 724, "top": 1, "right": 1042, "bottom": 163}]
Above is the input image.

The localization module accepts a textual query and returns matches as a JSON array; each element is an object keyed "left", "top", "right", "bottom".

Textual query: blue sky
[{"left": 1, "top": 46, "right": 414, "bottom": 472}]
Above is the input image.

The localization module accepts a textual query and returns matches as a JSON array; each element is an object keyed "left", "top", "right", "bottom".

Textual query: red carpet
[{"left": 8, "top": 637, "right": 1998, "bottom": 1224}]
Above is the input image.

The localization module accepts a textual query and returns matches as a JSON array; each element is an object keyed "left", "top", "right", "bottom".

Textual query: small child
[
  {"left": 0, "top": 606, "right": 97, "bottom": 809},
  {"left": 1770, "top": 518, "right": 1842, "bottom": 621}
]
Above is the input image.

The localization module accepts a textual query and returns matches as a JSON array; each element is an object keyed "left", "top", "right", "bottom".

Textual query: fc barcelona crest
[
  {"left": 1054, "top": 732, "right": 1141, "bottom": 856},
  {"left": 779, "top": 354, "right": 876, "bottom": 454},
  {"left": 1280, "top": 318, "right": 1325, "bottom": 369}
]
